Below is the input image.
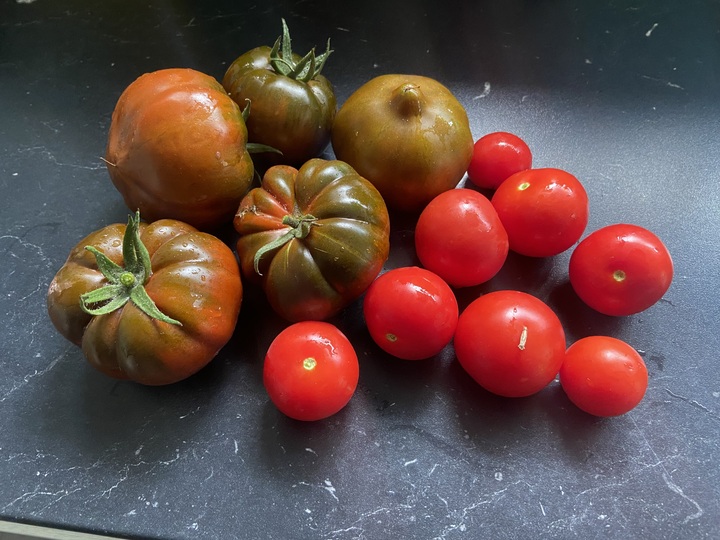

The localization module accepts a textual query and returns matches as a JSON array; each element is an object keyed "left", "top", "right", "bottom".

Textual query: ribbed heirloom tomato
[
  {"left": 47, "top": 212, "right": 243, "bottom": 385},
  {"left": 234, "top": 159, "right": 390, "bottom": 322},
  {"left": 569, "top": 223, "right": 673, "bottom": 316},
  {"left": 454, "top": 290, "right": 566, "bottom": 397},
  {"left": 264, "top": 321, "right": 359, "bottom": 421},
  {"left": 362, "top": 267, "right": 459, "bottom": 360}
]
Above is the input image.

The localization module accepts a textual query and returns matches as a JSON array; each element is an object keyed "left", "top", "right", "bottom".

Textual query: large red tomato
[
  {"left": 491, "top": 168, "right": 589, "bottom": 257},
  {"left": 414, "top": 188, "right": 508, "bottom": 287},
  {"left": 569, "top": 223, "right": 673, "bottom": 316},
  {"left": 454, "top": 290, "right": 566, "bottom": 397}
]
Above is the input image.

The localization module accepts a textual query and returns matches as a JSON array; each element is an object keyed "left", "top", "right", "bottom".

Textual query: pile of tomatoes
[{"left": 47, "top": 20, "right": 673, "bottom": 423}]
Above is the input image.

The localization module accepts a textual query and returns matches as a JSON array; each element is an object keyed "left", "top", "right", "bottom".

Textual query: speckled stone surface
[{"left": 1, "top": 1, "right": 719, "bottom": 538}]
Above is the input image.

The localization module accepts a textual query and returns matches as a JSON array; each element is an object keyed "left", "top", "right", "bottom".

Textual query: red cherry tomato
[
  {"left": 467, "top": 131, "right": 533, "bottom": 190},
  {"left": 491, "top": 168, "right": 589, "bottom": 257},
  {"left": 263, "top": 321, "right": 359, "bottom": 421},
  {"left": 560, "top": 336, "right": 648, "bottom": 416},
  {"left": 363, "top": 267, "right": 459, "bottom": 360},
  {"left": 454, "top": 290, "right": 566, "bottom": 397},
  {"left": 415, "top": 188, "right": 509, "bottom": 287},
  {"left": 569, "top": 223, "right": 673, "bottom": 316}
]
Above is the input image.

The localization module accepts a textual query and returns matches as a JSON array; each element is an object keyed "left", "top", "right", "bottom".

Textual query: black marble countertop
[{"left": 2, "top": 1, "right": 719, "bottom": 538}]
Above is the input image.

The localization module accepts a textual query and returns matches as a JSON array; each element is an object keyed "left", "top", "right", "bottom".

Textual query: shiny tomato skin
[
  {"left": 491, "top": 168, "right": 589, "bottom": 257},
  {"left": 454, "top": 290, "right": 566, "bottom": 398},
  {"left": 415, "top": 189, "right": 509, "bottom": 288},
  {"left": 106, "top": 68, "right": 255, "bottom": 230},
  {"left": 569, "top": 223, "right": 673, "bottom": 316},
  {"left": 467, "top": 132, "right": 533, "bottom": 190},
  {"left": 263, "top": 321, "right": 359, "bottom": 421},
  {"left": 560, "top": 336, "right": 648, "bottom": 416},
  {"left": 363, "top": 267, "right": 459, "bottom": 360}
]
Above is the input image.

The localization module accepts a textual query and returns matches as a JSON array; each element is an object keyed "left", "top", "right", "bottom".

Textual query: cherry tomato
[
  {"left": 363, "top": 267, "right": 459, "bottom": 360},
  {"left": 263, "top": 321, "right": 359, "bottom": 421},
  {"left": 491, "top": 168, "right": 589, "bottom": 257},
  {"left": 454, "top": 290, "right": 566, "bottom": 397},
  {"left": 467, "top": 131, "right": 532, "bottom": 190},
  {"left": 560, "top": 336, "right": 648, "bottom": 416},
  {"left": 414, "top": 188, "right": 509, "bottom": 287},
  {"left": 569, "top": 223, "right": 673, "bottom": 316}
]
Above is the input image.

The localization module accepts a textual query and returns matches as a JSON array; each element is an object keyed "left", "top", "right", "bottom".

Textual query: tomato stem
[
  {"left": 268, "top": 18, "right": 333, "bottom": 83},
  {"left": 253, "top": 213, "right": 318, "bottom": 275},
  {"left": 79, "top": 211, "right": 182, "bottom": 326}
]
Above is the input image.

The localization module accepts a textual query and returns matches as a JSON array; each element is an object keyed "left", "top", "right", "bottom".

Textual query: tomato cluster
[{"left": 48, "top": 19, "right": 673, "bottom": 423}]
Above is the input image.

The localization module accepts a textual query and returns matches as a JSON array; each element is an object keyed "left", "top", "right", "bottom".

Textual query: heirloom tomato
[
  {"left": 362, "top": 267, "right": 459, "bottom": 360},
  {"left": 414, "top": 189, "right": 508, "bottom": 287},
  {"left": 454, "top": 291, "right": 566, "bottom": 398},
  {"left": 47, "top": 212, "right": 243, "bottom": 385},
  {"left": 264, "top": 321, "right": 359, "bottom": 421},
  {"left": 491, "top": 168, "right": 589, "bottom": 257},
  {"left": 560, "top": 336, "right": 648, "bottom": 416},
  {"left": 223, "top": 19, "right": 336, "bottom": 166},
  {"left": 467, "top": 131, "right": 533, "bottom": 190},
  {"left": 105, "top": 68, "right": 255, "bottom": 230},
  {"left": 331, "top": 74, "right": 474, "bottom": 212},
  {"left": 569, "top": 223, "right": 673, "bottom": 316},
  {"left": 233, "top": 159, "right": 390, "bottom": 322}
]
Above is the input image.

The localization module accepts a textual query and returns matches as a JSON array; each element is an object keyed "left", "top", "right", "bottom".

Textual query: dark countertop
[{"left": 2, "top": 1, "right": 719, "bottom": 538}]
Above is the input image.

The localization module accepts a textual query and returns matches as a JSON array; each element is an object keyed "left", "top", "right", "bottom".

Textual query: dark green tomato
[
  {"left": 332, "top": 74, "right": 474, "bottom": 213},
  {"left": 233, "top": 159, "right": 390, "bottom": 322},
  {"left": 223, "top": 46, "right": 337, "bottom": 166}
]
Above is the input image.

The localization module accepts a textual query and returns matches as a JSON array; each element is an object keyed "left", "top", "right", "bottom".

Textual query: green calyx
[
  {"left": 79, "top": 211, "right": 182, "bottom": 326},
  {"left": 269, "top": 18, "right": 332, "bottom": 83},
  {"left": 253, "top": 213, "right": 318, "bottom": 275}
]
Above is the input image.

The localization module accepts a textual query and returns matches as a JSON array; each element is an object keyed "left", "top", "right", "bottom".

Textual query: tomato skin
[
  {"left": 414, "top": 189, "right": 509, "bottom": 288},
  {"left": 263, "top": 321, "right": 359, "bottom": 421},
  {"left": 560, "top": 336, "right": 648, "bottom": 416},
  {"left": 467, "top": 132, "right": 533, "bottom": 190},
  {"left": 223, "top": 46, "right": 336, "bottom": 166},
  {"left": 234, "top": 159, "right": 390, "bottom": 322},
  {"left": 454, "top": 291, "right": 566, "bottom": 398},
  {"left": 362, "top": 267, "right": 459, "bottom": 360},
  {"left": 106, "top": 68, "right": 254, "bottom": 230},
  {"left": 331, "top": 74, "right": 474, "bottom": 212},
  {"left": 491, "top": 168, "right": 589, "bottom": 257},
  {"left": 47, "top": 219, "right": 243, "bottom": 385},
  {"left": 569, "top": 223, "right": 673, "bottom": 316}
]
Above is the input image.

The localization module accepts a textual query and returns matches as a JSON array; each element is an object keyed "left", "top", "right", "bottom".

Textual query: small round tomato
[
  {"left": 569, "top": 223, "right": 673, "bottom": 316},
  {"left": 454, "top": 290, "right": 566, "bottom": 397},
  {"left": 560, "top": 336, "right": 648, "bottom": 416},
  {"left": 467, "top": 131, "right": 532, "bottom": 190},
  {"left": 263, "top": 321, "right": 359, "bottom": 421},
  {"left": 363, "top": 267, "right": 458, "bottom": 360},
  {"left": 414, "top": 189, "right": 509, "bottom": 288},
  {"left": 491, "top": 168, "right": 589, "bottom": 257}
]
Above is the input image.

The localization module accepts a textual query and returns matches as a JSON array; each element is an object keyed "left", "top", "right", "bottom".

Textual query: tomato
[
  {"left": 467, "top": 131, "right": 533, "bottom": 190},
  {"left": 331, "top": 74, "right": 474, "bottom": 212},
  {"left": 454, "top": 290, "right": 566, "bottom": 397},
  {"left": 105, "top": 68, "right": 255, "bottom": 230},
  {"left": 491, "top": 168, "right": 589, "bottom": 257},
  {"left": 263, "top": 321, "right": 359, "bottom": 421},
  {"left": 362, "top": 267, "right": 459, "bottom": 360},
  {"left": 560, "top": 336, "right": 648, "bottom": 416},
  {"left": 569, "top": 223, "right": 673, "bottom": 316},
  {"left": 233, "top": 159, "right": 390, "bottom": 322},
  {"left": 47, "top": 212, "right": 242, "bottom": 385},
  {"left": 223, "top": 19, "right": 336, "bottom": 166},
  {"left": 414, "top": 188, "right": 508, "bottom": 288}
]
